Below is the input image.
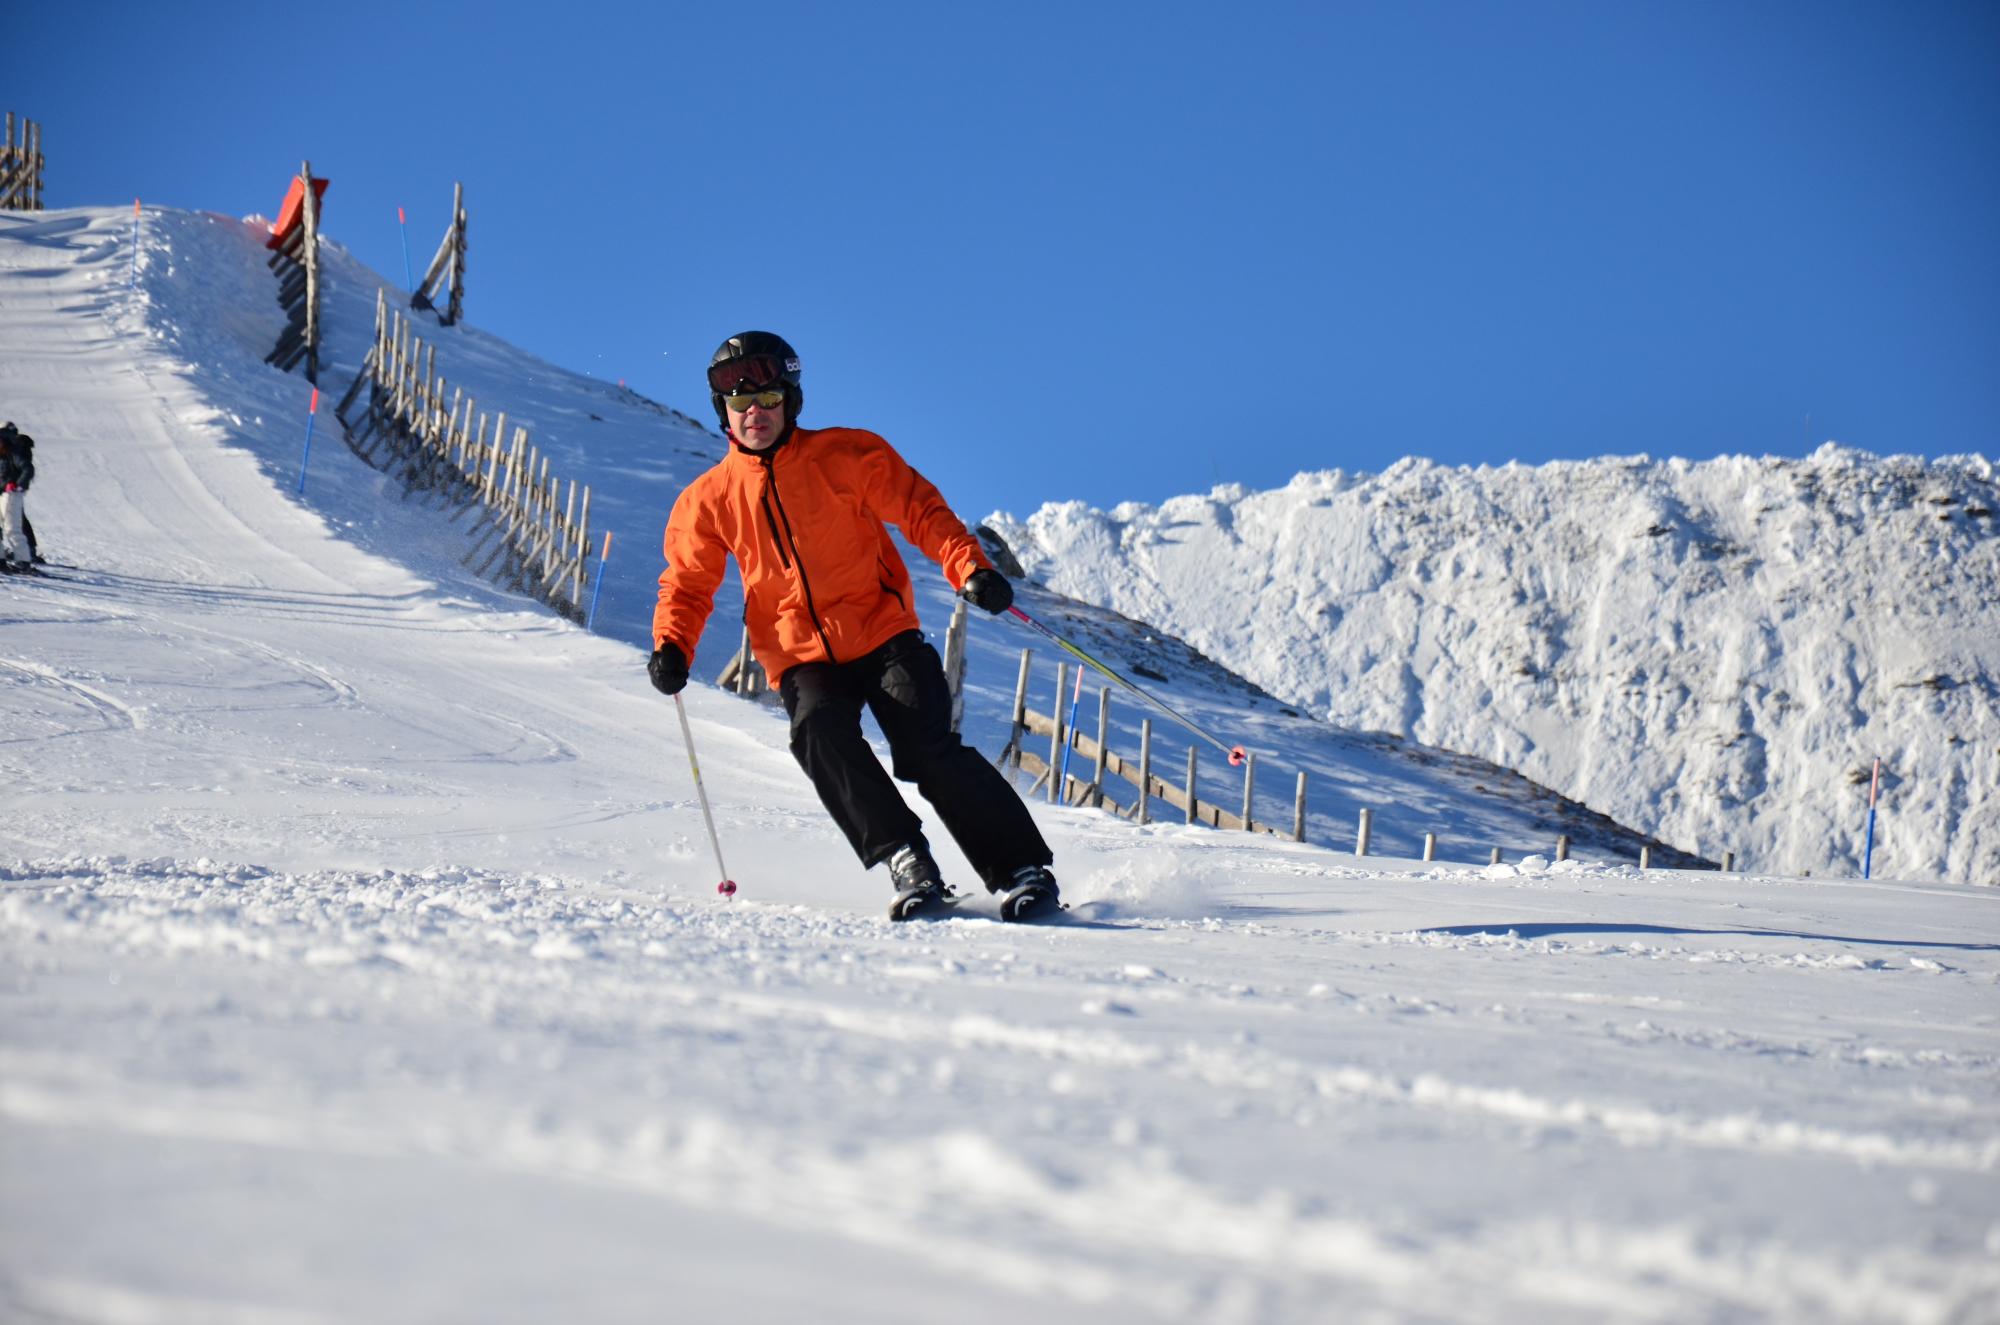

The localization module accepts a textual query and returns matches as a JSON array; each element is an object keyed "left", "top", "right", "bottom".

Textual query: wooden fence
[
  {"left": 334, "top": 288, "right": 594, "bottom": 620},
  {"left": 411, "top": 181, "right": 467, "bottom": 326},
  {"left": 995, "top": 647, "right": 1307, "bottom": 840},
  {"left": 987, "top": 643, "right": 1722, "bottom": 869},
  {"left": 2, "top": 113, "right": 44, "bottom": 211},
  {"left": 265, "top": 161, "right": 325, "bottom": 384}
]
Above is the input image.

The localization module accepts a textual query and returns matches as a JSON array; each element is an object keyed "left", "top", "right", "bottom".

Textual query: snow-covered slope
[
  {"left": 988, "top": 453, "right": 2000, "bottom": 885},
  {"left": 5, "top": 207, "right": 1997, "bottom": 1323},
  {"left": 289, "top": 204, "right": 1702, "bottom": 865}
]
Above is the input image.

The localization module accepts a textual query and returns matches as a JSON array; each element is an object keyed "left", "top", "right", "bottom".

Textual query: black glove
[
  {"left": 960, "top": 568, "right": 1014, "bottom": 615},
  {"left": 648, "top": 644, "right": 689, "bottom": 695}
]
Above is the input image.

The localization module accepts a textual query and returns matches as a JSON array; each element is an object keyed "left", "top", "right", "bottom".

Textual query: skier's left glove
[
  {"left": 648, "top": 643, "right": 689, "bottom": 696},
  {"left": 960, "top": 568, "right": 1014, "bottom": 615}
]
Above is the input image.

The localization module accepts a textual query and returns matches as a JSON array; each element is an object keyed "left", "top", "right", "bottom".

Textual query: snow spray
[
  {"left": 1863, "top": 756, "right": 1881, "bottom": 879},
  {"left": 294, "top": 387, "right": 319, "bottom": 495},
  {"left": 131, "top": 199, "right": 140, "bottom": 288},
  {"left": 585, "top": 531, "right": 612, "bottom": 631},
  {"left": 1005, "top": 605, "right": 1247, "bottom": 767},
  {"left": 397, "top": 206, "right": 414, "bottom": 291},
  {"left": 674, "top": 692, "right": 736, "bottom": 898}
]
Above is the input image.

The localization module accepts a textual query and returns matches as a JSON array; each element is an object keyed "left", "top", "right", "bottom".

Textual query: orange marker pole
[{"left": 295, "top": 387, "right": 320, "bottom": 495}]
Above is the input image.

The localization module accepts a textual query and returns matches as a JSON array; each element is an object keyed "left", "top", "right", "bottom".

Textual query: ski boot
[
  {"left": 886, "top": 842, "right": 955, "bottom": 921},
  {"left": 994, "top": 864, "right": 1064, "bottom": 922}
]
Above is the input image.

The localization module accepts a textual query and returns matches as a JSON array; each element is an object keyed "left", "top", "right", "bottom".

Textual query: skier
[
  {"left": 648, "top": 332, "right": 1061, "bottom": 921},
  {"left": 0, "top": 422, "right": 34, "bottom": 574}
]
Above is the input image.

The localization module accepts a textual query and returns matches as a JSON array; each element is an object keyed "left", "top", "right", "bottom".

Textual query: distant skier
[
  {"left": 648, "top": 332, "right": 1061, "bottom": 921},
  {"left": 0, "top": 422, "right": 35, "bottom": 573}
]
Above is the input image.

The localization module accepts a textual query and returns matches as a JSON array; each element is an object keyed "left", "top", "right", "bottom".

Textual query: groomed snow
[{"left": 3, "top": 207, "right": 1997, "bottom": 1323}]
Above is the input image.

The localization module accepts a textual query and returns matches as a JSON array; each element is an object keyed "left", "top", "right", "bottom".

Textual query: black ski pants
[{"left": 780, "top": 629, "right": 1052, "bottom": 888}]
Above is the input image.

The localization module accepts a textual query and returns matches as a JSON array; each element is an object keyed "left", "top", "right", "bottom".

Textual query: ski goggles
[
  {"left": 723, "top": 389, "right": 787, "bottom": 413},
  {"left": 708, "top": 354, "right": 799, "bottom": 396}
]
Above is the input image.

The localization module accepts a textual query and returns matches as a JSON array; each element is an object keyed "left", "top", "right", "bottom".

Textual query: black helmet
[{"left": 707, "top": 331, "right": 802, "bottom": 434}]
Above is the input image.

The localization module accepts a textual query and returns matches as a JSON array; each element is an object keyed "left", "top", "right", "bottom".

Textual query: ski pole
[
  {"left": 1005, "top": 605, "right": 1246, "bottom": 766},
  {"left": 1057, "top": 653, "right": 1085, "bottom": 801},
  {"left": 674, "top": 691, "right": 737, "bottom": 897}
]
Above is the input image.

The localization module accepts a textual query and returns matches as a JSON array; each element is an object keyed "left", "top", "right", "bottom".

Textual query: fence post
[
  {"left": 1355, "top": 808, "right": 1372, "bottom": 857},
  {"left": 943, "top": 596, "right": 969, "bottom": 733},
  {"left": 1185, "top": 746, "right": 1198, "bottom": 825},
  {"left": 1091, "top": 686, "right": 1110, "bottom": 807},
  {"left": 299, "top": 160, "right": 320, "bottom": 384},
  {"left": 1138, "top": 719, "right": 1152, "bottom": 826},
  {"left": 1293, "top": 771, "right": 1307, "bottom": 843},
  {"left": 1640, "top": 846, "right": 1651, "bottom": 870},
  {"left": 1423, "top": 832, "right": 1436, "bottom": 862},
  {"left": 1240, "top": 751, "right": 1256, "bottom": 833},
  {"left": 1556, "top": 835, "right": 1571, "bottom": 862},
  {"left": 447, "top": 180, "right": 467, "bottom": 325},
  {"left": 1489, "top": 846, "right": 1502, "bottom": 865},
  {"left": 1005, "top": 648, "right": 1032, "bottom": 776},
  {"left": 1722, "top": 850, "right": 1735, "bottom": 872}
]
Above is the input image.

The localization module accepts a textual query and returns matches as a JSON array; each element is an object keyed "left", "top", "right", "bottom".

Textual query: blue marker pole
[
  {"left": 295, "top": 387, "right": 319, "bottom": 495},
  {"left": 1056, "top": 657, "right": 1085, "bottom": 802},
  {"left": 1862, "top": 756, "right": 1881, "bottom": 879},
  {"left": 397, "top": 206, "right": 414, "bottom": 291},
  {"left": 585, "top": 531, "right": 613, "bottom": 630}
]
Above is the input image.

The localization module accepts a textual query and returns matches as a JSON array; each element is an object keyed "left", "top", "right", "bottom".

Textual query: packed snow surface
[
  {"left": 989, "top": 453, "right": 1999, "bottom": 887},
  {"left": 4, "top": 207, "right": 1998, "bottom": 1323}
]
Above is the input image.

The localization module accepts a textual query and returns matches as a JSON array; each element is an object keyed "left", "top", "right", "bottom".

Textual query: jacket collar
[{"left": 728, "top": 423, "right": 811, "bottom": 465}]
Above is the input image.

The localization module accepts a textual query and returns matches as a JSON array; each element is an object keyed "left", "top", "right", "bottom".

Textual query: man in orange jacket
[{"left": 650, "top": 332, "right": 1059, "bottom": 921}]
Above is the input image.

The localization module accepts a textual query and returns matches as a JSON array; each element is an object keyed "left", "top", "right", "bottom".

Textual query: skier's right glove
[
  {"left": 648, "top": 643, "right": 689, "bottom": 696},
  {"left": 960, "top": 568, "right": 1014, "bottom": 615}
]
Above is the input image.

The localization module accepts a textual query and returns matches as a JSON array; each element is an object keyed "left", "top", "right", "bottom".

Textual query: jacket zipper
[{"left": 760, "top": 456, "right": 837, "bottom": 663}]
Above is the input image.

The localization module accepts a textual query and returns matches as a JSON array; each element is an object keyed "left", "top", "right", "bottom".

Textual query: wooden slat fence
[
  {"left": 0, "top": 113, "right": 43, "bottom": 211},
  {"left": 333, "top": 288, "right": 593, "bottom": 621},
  {"left": 994, "top": 647, "right": 1307, "bottom": 841},
  {"left": 985, "top": 643, "right": 1720, "bottom": 869}
]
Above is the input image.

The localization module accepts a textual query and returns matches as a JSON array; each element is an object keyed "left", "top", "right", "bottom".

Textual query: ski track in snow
[{"left": 4, "top": 207, "right": 1999, "bottom": 1324}]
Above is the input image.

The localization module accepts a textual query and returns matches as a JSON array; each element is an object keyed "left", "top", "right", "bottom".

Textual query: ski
[{"left": 889, "top": 886, "right": 1070, "bottom": 924}]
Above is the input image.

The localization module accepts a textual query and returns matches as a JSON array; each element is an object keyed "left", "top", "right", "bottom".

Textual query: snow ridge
[{"left": 987, "top": 451, "right": 2000, "bottom": 883}]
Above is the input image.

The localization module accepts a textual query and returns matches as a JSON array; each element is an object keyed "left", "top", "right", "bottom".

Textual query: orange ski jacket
[{"left": 653, "top": 426, "right": 992, "bottom": 686}]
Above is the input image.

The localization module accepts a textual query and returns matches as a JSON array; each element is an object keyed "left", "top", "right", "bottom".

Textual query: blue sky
[{"left": 16, "top": 1, "right": 1998, "bottom": 520}]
